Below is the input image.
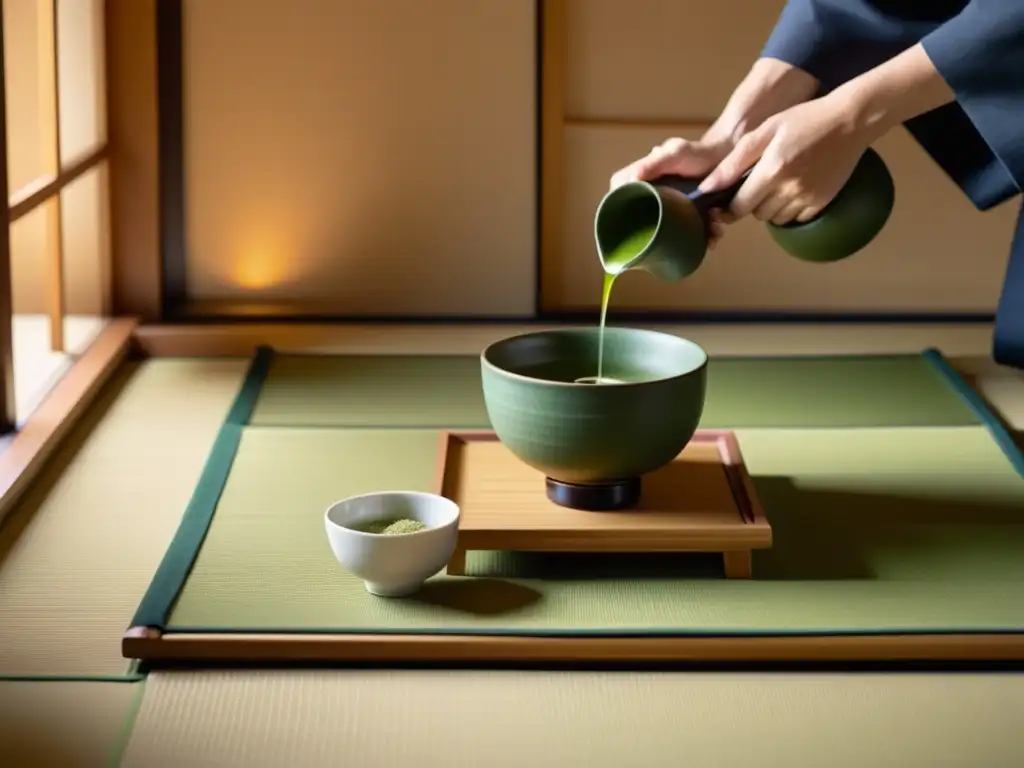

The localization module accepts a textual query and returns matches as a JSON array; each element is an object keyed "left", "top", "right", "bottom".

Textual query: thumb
[
  {"left": 698, "top": 126, "right": 773, "bottom": 193},
  {"left": 645, "top": 139, "right": 723, "bottom": 179},
  {"left": 611, "top": 140, "right": 722, "bottom": 189}
]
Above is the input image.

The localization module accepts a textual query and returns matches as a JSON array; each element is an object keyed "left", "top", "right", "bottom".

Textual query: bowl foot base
[
  {"left": 545, "top": 476, "right": 641, "bottom": 511},
  {"left": 364, "top": 580, "right": 423, "bottom": 598}
]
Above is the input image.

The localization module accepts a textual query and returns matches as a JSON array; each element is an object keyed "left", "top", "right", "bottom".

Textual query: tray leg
[
  {"left": 723, "top": 550, "right": 752, "bottom": 579},
  {"left": 447, "top": 546, "right": 467, "bottom": 576}
]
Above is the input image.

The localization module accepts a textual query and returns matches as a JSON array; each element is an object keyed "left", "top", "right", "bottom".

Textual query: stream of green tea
[{"left": 576, "top": 225, "right": 657, "bottom": 385}]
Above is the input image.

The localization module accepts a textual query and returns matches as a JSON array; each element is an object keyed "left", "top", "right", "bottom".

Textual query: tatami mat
[
  {"left": 0, "top": 359, "right": 248, "bottom": 678},
  {"left": 0, "top": 346, "right": 1022, "bottom": 756},
  {"left": 957, "top": 355, "right": 1024, "bottom": 430},
  {"left": 120, "top": 670, "right": 1023, "bottom": 768},
  {"left": 166, "top": 425, "right": 1024, "bottom": 634},
  {"left": 251, "top": 354, "right": 490, "bottom": 427},
  {"left": 249, "top": 353, "right": 982, "bottom": 429},
  {"left": 0, "top": 679, "right": 142, "bottom": 767}
]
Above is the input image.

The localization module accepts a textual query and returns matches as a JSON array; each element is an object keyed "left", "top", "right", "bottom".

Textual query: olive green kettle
[{"left": 594, "top": 147, "right": 896, "bottom": 280}]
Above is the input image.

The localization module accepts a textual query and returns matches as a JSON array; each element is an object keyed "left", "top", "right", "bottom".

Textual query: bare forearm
[
  {"left": 828, "top": 43, "right": 956, "bottom": 142},
  {"left": 705, "top": 58, "right": 820, "bottom": 144}
]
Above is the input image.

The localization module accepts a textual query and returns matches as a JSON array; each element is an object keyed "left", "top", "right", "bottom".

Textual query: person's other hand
[
  {"left": 608, "top": 137, "right": 733, "bottom": 247},
  {"left": 698, "top": 93, "right": 870, "bottom": 226}
]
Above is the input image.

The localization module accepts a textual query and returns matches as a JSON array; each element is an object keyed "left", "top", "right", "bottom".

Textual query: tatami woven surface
[
  {"left": 0, "top": 360, "right": 248, "bottom": 677},
  {"left": 248, "top": 353, "right": 979, "bottom": 428},
  {"left": 0, "top": 341, "right": 1022, "bottom": 764},
  {"left": 0, "top": 679, "right": 142, "bottom": 767},
  {"left": 168, "top": 424, "right": 1024, "bottom": 633},
  {"left": 119, "top": 670, "right": 1024, "bottom": 768}
]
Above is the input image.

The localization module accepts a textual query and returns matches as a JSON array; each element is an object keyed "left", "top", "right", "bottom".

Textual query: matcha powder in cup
[{"left": 356, "top": 518, "right": 429, "bottom": 535}]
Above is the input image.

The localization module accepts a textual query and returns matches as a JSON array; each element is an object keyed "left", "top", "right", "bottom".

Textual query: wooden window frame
[
  {"left": 0, "top": 8, "right": 14, "bottom": 434},
  {"left": 0, "top": 1, "right": 137, "bottom": 524},
  {"left": 2, "top": 0, "right": 116, "bottom": 434}
]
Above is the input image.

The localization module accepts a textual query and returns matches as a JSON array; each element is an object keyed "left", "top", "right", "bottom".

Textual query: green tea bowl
[{"left": 480, "top": 327, "right": 708, "bottom": 486}]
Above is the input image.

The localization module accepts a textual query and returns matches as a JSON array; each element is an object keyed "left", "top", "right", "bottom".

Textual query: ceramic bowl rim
[
  {"left": 480, "top": 327, "right": 708, "bottom": 389},
  {"left": 324, "top": 490, "right": 461, "bottom": 540}
]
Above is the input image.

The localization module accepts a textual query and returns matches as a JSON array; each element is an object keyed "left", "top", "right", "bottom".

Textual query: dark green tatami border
[
  {"left": 129, "top": 347, "right": 275, "bottom": 629},
  {"left": 922, "top": 347, "right": 1024, "bottom": 475},
  {"left": 0, "top": 669, "right": 145, "bottom": 684},
  {"left": 126, "top": 346, "right": 1024, "bottom": 636},
  {"left": 165, "top": 625, "right": 1024, "bottom": 639}
]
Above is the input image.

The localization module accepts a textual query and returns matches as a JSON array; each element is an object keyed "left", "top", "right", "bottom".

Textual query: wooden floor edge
[
  {"left": 130, "top": 322, "right": 1001, "bottom": 359},
  {"left": 121, "top": 631, "right": 1024, "bottom": 664},
  {"left": 132, "top": 322, "right": 588, "bottom": 358},
  {"left": 122, "top": 626, "right": 163, "bottom": 659},
  {"left": 0, "top": 317, "right": 138, "bottom": 525}
]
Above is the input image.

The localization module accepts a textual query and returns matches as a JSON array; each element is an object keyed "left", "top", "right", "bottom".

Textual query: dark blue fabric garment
[{"left": 760, "top": 0, "right": 1024, "bottom": 367}]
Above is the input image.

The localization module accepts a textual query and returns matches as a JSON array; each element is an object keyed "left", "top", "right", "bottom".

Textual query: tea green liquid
[{"left": 586, "top": 225, "right": 657, "bottom": 384}]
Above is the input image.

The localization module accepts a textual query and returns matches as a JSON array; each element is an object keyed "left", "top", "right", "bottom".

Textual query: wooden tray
[{"left": 439, "top": 430, "right": 772, "bottom": 578}]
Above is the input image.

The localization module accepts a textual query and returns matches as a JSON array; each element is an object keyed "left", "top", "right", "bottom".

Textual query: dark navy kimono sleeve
[
  {"left": 761, "top": 0, "right": 1023, "bottom": 208},
  {"left": 760, "top": 0, "right": 1024, "bottom": 367},
  {"left": 920, "top": 4, "right": 1024, "bottom": 206}
]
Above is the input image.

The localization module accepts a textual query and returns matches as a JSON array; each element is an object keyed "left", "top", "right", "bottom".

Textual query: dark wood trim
[
  {"left": 167, "top": 297, "right": 996, "bottom": 326},
  {"left": 180, "top": 298, "right": 542, "bottom": 323},
  {"left": 106, "top": 0, "right": 163, "bottom": 321},
  {"left": 40, "top": 0, "right": 66, "bottom": 352},
  {"left": 532, "top": 0, "right": 543, "bottom": 316},
  {"left": 538, "top": 0, "right": 567, "bottom": 315},
  {"left": 7, "top": 145, "right": 110, "bottom": 223},
  {"left": 131, "top": 321, "right": 997, "bottom": 359},
  {"left": 0, "top": 9, "right": 17, "bottom": 434},
  {"left": 156, "top": 0, "right": 187, "bottom": 313},
  {"left": 124, "top": 627, "right": 1024, "bottom": 666},
  {"left": 539, "top": 310, "right": 997, "bottom": 324}
]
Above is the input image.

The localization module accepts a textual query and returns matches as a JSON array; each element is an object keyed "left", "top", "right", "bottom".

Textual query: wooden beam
[
  {"left": 538, "top": 0, "right": 568, "bottom": 312},
  {"left": 7, "top": 145, "right": 110, "bottom": 223},
  {"left": 131, "top": 321, "right": 998, "bottom": 359},
  {"left": 35, "top": 0, "right": 65, "bottom": 351},
  {"left": 124, "top": 628, "right": 1024, "bottom": 665},
  {"left": 104, "top": 0, "right": 162, "bottom": 320},
  {"left": 0, "top": 318, "right": 137, "bottom": 526},
  {"left": 0, "top": 8, "right": 16, "bottom": 433}
]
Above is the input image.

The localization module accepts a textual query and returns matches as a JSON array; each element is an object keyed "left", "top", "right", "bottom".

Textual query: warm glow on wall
[
  {"left": 230, "top": 241, "right": 289, "bottom": 291},
  {"left": 196, "top": 213, "right": 311, "bottom": 295}
]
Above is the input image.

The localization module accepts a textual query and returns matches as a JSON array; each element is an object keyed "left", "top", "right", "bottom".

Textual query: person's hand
[
  {"left": 605, "top": 58, "right": 821, "bottom": 248},
  {"left": 609, "top": 137, "right": 731, "bottom": 190},
  {"left": 698, "top": 92, "right": 870, "bottom": 226},
  {"left": 608, "top": 137, "right": 734, "bottom": 247}
]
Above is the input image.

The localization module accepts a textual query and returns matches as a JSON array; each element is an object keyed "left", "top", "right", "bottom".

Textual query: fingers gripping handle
[{"left": 651, "top": 168, "right": 754, "bottom": 216}]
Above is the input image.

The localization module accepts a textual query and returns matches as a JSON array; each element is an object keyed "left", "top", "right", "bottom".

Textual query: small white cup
[{"left": 324, "top": 491, "right": 461, "bottom": 597}]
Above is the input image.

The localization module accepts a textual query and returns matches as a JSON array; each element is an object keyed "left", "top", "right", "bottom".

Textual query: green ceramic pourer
[{"left": 593, "top": 146, "right": 896, "bottom": 280}]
